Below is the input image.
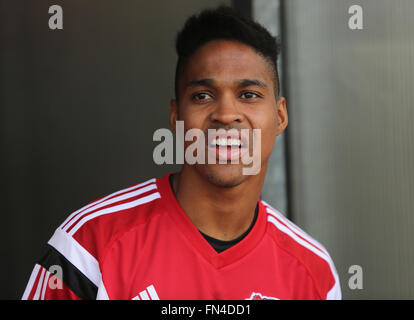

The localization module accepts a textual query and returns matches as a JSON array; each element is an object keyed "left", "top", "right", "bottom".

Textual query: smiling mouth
[
  {"left": 206, "top": 136, "right": 249, "bottom": 162},
  {"left": 209, "top": 137, "right": 243, "bottom": 148}
]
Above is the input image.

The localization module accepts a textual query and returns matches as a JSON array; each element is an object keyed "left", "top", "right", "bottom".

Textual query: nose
[{"left": 209, "top": 92, "right": 243, "bottom": 125}]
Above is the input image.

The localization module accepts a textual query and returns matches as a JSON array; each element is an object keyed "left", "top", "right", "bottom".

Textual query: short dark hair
[{"left": 174, "top": 5, "right": 281, "bottom": 100}]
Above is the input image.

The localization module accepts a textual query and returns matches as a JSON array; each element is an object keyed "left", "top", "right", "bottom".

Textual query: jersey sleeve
[
  {"left": 326, "top": 272, "right": 342, "bottom": 300},
  {"left": 22, "top": 228, "right": 102, "bottom": 300},
  {"left": 22, "top": 264, "right": 81, "bottom": 300}
]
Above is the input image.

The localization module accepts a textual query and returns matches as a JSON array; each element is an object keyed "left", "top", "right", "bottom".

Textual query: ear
[
  {"left": 275, "top": 96, "right": 288, "bottom": 136},
  {"left": 169, "top": 99, "right": 178, "bottom": 133}
]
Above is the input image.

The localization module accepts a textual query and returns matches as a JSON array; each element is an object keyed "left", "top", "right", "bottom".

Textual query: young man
[{"left": 22, "top": 6, "right": 341, "bottom": 300}]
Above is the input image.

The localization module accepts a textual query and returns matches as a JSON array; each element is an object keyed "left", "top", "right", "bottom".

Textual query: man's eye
[
  {"left": 193, "top": 92, "right": 212, "bottom": 101},
  {"left": 240, "top": 92, "right": 260, "bottom": 99}
]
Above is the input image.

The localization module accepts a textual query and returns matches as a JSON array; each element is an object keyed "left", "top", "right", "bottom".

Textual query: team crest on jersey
[{"left": 246, "top": 292, "right": 279, "bottom": 300}]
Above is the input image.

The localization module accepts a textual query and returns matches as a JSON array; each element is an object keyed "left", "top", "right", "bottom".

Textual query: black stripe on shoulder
[{"left": 37, "top": 244, "right": 98, "bottom": 300}]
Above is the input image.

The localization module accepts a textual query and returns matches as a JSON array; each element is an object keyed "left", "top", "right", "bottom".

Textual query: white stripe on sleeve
[
  {"left": 59, "top": 178, "right": 156, "bottom": 230},
  {"left": 40, "top": 272, "right": 51, "bottom": 300},
  {"left": 22, "top": 264, "right": 41, "bottom": 300},
  {"left": 33, "top": 267, "right": 46, "bottom": 300},
  {"left": 68, "top": 192, "right": 161, "bottom": 236}
]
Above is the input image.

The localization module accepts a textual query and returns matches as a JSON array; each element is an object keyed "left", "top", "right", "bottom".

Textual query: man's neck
[{"left": 172, "top": 166, "right": 266, "bottom": 241}]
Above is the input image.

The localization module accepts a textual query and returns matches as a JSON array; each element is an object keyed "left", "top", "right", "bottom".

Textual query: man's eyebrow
[
  {"left": 237, "top": 79, "right": 268, "bottom": 88},
  {"left": 186, "top": 78, "right": 215, "bottom": 88},
  {"left": 185, "top": 78, "right": 268, "bottom": 89}
]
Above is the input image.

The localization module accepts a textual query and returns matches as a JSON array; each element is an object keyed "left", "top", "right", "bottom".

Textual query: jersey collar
[{"left": 157, "top": 172, "right": 267, "bottom": 269}]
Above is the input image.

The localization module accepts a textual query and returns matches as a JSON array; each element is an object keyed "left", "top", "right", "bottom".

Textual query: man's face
[{"left": 170, "top": 39, "right": 287, "bottom": 188}]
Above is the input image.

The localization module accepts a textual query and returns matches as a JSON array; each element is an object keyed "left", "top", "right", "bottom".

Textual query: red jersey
[{"left": 22, "top": 172, "right": 341, "bottom": 300}]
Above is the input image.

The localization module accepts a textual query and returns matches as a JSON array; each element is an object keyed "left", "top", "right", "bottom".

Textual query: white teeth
[{"left": 212, "top": 138, "right": 241, "bottom": 147}]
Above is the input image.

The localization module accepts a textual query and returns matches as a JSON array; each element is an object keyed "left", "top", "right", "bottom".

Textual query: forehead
[{"left": 180, "top": 39, "right": 274, "bottom": 87}]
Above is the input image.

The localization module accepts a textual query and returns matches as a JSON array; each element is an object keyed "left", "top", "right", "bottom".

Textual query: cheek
[
  {"left": 179, "top": 106, "right": 205, "bottom": 126},
  {"left": 256, "top": 113, "right": 278, "bottom": 156},
  {"left": 261, "top": 128, "right": 277, "bottom": 156},
  {"left": 179, "top": 110, "right": 209, "bottom": 147}
]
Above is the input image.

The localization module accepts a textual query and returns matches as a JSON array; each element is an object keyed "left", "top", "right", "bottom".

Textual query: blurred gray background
[
  {"left": 277, "top": 0, "right": 414, "bottom": 299},
  {"left": 1, "top": 0, "right": 414, "bottom": 299}
]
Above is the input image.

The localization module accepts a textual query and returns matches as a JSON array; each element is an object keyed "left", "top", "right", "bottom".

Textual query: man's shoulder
[
  {"left": 49, "top": 176, "right": 165, "bottom": 262},
  {"left": 261, "top": 200, "right": 341, "bottom": 299}
]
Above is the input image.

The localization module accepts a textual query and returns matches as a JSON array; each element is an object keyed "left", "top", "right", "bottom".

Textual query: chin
[{"left": 203, "top": 164, "right": 247, "bottom": 188}]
